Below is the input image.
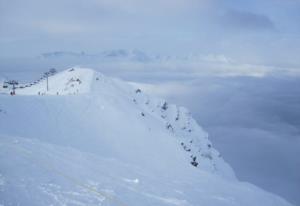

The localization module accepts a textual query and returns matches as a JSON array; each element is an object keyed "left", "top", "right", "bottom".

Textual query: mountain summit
[{"left": 0, "top": 68, "right": 293, "bottom": 206}]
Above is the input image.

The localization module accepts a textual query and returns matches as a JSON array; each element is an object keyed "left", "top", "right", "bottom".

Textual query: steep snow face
[
  {"left": 132, "top": 88, "right": 235, "bottom": 178},
  {"left": 0, "top": 67, "right": 234, "bottom": 178},
  {"left": 0, "top": 68, "right": 293, "bottom": 205}
]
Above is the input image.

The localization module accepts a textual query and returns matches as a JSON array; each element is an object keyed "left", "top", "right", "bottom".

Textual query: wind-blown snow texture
[{"left": 0, "top": 68, "right": 293, "bottom": 206}]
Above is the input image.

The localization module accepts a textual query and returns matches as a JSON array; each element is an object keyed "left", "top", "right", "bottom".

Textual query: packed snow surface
[{"left": 0, "top": 67, "right": 293, "bottom": 205}]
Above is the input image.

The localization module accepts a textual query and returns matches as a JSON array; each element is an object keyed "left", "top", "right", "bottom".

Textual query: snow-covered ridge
[
  {"left": 3, "top": 68, "right": 94, "bottom": 95},
  {"left": 132, "top": 86, "right": 235, "bottom": 178},
  {"left": 0, "top": 67, "right": 293, "bottom": 205},
  {"left": 1, "top": 67, "right": 234, "bottom": 178}
]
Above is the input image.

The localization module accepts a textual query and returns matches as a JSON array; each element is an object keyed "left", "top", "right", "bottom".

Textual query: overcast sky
[
  {"left": 1, "top": 0, "right": 300, "bottom": 205},
  {"left": 1, "top": 0, "right": 300, "bottom": 71}
]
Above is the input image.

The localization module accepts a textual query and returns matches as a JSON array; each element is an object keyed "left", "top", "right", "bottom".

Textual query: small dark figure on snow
[{"left": 191, "top": 156, "right": 198, "bottom": 167}]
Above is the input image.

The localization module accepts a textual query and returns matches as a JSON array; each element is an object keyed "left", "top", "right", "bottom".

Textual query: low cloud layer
[
  {"left": 1, "top": 50, "right": 300, "bottom": 85},
  {"left": 140, "top": 76, "right": 300, "bottom": 205}
]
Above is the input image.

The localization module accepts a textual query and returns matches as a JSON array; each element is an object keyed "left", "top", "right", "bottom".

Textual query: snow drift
[{"left": 0, "top": 67, "right": 293, "bottom": 206}]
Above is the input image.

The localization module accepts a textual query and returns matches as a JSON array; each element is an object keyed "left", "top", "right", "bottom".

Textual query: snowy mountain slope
[
  {"left": 0, "top": 67, "right": 234, "bottom": 178},
  {"left": 0, "top": 67, "right": 293, "bottom": 205},
  {"left": 14, "top": 68, "right": 94, "bottom": 95},
  {"left": 132, "top": 87, "right": 235, "bottom": 178},
  {"left": 0, "top": 134, "right": 291, "bottom": 206}
]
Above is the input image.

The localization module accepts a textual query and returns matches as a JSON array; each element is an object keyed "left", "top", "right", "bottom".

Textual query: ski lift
[
  {"left": 5, "top": 80, "right": 18, "bottom": 95},
  {"left": 2, "top": 81, "right": 9, "bottom": 88},
  {"left": 49, "top": 68, "right": 57, "bottom": 75}
]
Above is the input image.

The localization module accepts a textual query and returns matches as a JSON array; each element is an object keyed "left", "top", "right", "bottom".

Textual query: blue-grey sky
[
  {"left": 1, "top": 0, "right": 300, "bottom": 205},
  {"left": 1, "top": 0, "right": 300, "bottom": 72}
]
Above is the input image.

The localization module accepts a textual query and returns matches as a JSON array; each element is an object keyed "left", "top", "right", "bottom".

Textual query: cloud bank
[
  {"left": 1, "top": 0, "right": 300, "bottom": 70},
  {"left": 139, "top": 76, "right": 300, "bottom": 205}
]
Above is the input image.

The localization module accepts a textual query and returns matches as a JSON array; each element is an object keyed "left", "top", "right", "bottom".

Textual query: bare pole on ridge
[
  {"left": 47, "top": 76, "right": 48, "bottom": 91},
  {"left": 44, "top": 68, "right": 56, "bottom": 92},
  {"left": 44, "top": 71, "right": 50, "bottom": 91}
]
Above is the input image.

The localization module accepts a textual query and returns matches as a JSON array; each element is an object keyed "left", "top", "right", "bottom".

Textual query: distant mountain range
[
  {"left": 40, "top": 50, "right": 155, "bottom": 63},
  {"left": 40, "top": 50, "right": 232, "bottom": 64}
]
